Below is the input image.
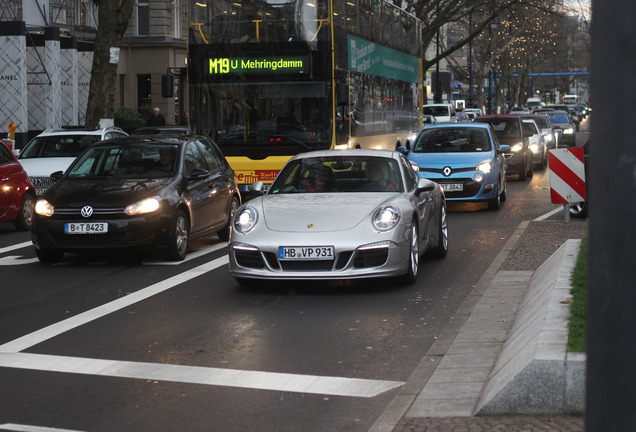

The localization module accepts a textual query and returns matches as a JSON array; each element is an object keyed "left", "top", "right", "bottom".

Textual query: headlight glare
[
  {"left": 35, "top": 199, "right": 54, "bottom": 217},
  {"left": 511, "top": 143, "right": 524, "bottom": 152},
  {"left": 530, "top": 143, "right": 540, "bottom": 152},
  {"left": 125, "top": 197, "right": 160, "bottom": 215},
  {"left": 372, "top": 205, "right": 401, "bottom": 232},
  {"left": 476, "top": 161, "right": 492, "bottom": 174},
  {"left": 564, "top": 128, "right": 574, "bottom": 134},
  {"left": 234, "top": 206, "right": 258, "bottom": 233}
]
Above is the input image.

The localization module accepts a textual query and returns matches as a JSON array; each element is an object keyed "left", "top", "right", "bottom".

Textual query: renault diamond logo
[
  {"left": 443, "top": 166, "right": 452, "bottom": 176},
  {"left": 81, "top": 206, "right": 94, "bottom": 218}
]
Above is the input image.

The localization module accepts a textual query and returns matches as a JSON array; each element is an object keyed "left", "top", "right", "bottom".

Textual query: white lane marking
[
  {"left": 0, "top": 256, "right": 40, "bottom": 266},
  {"left": 0, "top": 352, "right": 403, "bottom": 398},
  {"left": 0, "top": 256, "right": 229, "bottom": 353},
  {"left": 0, "top": 241, "right": 32, "bottom": 255},
  {"left": 533, "top": 207, "right": 562, "bottom": 221},
  {"left": 0, "top": 242, "right": 403, "bottom": 399},
  {"left": 142, "top": 242, "right": 227, "bottom": 265},
  {"left": 0, "top": 424, "right": 83, "bottom": 432}
]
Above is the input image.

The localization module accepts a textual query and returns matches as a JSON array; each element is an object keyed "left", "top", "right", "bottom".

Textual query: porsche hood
[{"left": 257, "top": 193, "right": 397, "bottom": 232}]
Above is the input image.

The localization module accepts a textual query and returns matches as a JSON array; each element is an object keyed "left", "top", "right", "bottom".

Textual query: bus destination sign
[{"left": 208, "top": 56, "right": 309, "bottom": 75}]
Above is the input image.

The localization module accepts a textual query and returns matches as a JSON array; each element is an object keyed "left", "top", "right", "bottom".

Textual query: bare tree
[{"left": 85, "top": 0, "right": 135, "bottom": 129}]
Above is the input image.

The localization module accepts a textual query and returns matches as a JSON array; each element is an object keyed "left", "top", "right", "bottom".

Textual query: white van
[
  {"left": 422, "top": 103, "right": 457, "bottom": 123},
  {"left": 526, "top": 97, "right": 543, "bottom": 110}
]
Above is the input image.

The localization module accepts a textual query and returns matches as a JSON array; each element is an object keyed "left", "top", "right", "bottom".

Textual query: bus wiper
[{"left": 283, "top": 135, "right": 313, "bottom": 151}]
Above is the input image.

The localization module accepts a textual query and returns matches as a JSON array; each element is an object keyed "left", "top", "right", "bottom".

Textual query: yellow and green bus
[{"left": 187, "top": 0, "right": 423, "bottom": 192}]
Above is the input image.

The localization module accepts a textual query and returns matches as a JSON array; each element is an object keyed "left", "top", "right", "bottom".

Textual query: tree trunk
[{"left": 85, "top": 0, "right": 135, "bottom": 129}]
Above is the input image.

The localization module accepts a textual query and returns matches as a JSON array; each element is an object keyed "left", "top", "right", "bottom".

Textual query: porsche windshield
[{"left": 269, "top": 156, "right": 403, "bottom": 193}]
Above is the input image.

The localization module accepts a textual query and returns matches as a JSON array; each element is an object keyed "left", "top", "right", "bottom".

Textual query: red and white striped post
[{"left": 548, "top": 147, "right": 586, "bottom": 223}]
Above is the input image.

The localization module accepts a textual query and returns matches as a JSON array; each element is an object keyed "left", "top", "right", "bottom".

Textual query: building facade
[{"left": 0, "top": 0, "right": 187, "bottom": 149}]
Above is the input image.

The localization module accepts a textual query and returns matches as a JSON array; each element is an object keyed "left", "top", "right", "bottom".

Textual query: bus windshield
[{"left": 201, "top": 82, "right": 332, "bottom": 157}]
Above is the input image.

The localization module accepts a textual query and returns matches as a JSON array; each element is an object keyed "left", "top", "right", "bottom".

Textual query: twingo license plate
[
  {"left": 279, "top": 246, "right": 334, "bottom": 261},
  {"left": 442, "top": 183, "right": 463, "bottom": 192},
  {"left": 64, "top": 222, "right": 108, "bottom": 234}
]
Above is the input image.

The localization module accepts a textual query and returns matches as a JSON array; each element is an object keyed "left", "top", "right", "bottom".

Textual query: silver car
[{"left": 229, "top": 149, "right": 448, "bottom": 285}]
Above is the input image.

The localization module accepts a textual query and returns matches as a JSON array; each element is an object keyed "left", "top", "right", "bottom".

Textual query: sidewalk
[{"left": 382, "top": 211, "right": 588, "bottom": 432}]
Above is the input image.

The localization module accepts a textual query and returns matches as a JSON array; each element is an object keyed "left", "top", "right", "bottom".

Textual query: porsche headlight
[
  {"left": 125, "top": 196, "right": 161, "bottom": 215},
  {"left": 563, "top": 128, "right": 574, "bottom": 135},
  {"left": 35, "top": 199, "right": 54, "bottom": 217},
  {"left": 234, "top": 206, "right": 258, "bottom": 234},
  {"left": 511, "top": 143, "right": 524, "bottom": 152},
  {"left": 372, "top": 205, "right": 401, "bottom": 232},
  {"left": 476, "top": 161, "right": 493, "bottom": 174}
]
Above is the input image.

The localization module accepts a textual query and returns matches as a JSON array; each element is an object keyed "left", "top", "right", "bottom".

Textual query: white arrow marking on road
[
  {"left": 0, "top": 423, "right": 84, "bottom": 432},
  {"left": 0, "top": 241, "right": 32, "bottom": 254},
  {"left": 0, "top": 352, "right": 404, "bottom": 398},
  {"left": 0, "top": 256, "right": 40, "bottom": 266}
]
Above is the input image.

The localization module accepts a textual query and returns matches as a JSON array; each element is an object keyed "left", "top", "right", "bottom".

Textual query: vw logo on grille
[
  {"left": 443, "top": 166, "right": 452, "bottom": 177},
  {"left": 80, "top": 206, "right": 94, "bottom": 218}
]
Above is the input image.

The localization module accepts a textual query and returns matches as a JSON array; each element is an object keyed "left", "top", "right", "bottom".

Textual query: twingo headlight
[
  {"left": 125, "top": 196, "right": 161, "bottom": 215},
  {"left": 511, "top": 143, "right": 524, "bottom": 152},
  {"left": 372, "top": 205, "right": 401, "bottom": 232},
  {"left": 476, "top": 160, "right": 493, "bottom": 174},
  {"left": 234, "top": 206, "right": 258, "bottom": 234},
  {"left": 35, "top": 199, "right": 54, "bottom": 217}
]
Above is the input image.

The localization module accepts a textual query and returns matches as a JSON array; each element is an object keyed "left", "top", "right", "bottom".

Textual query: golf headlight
[
  {"left": 125, "top": 197, "right": 161, "bottom": 215},
  {"left": 511, "top": 143, "right": 524, "bottom": 152},
  {"left": 372, "top": 205, "right": 401, "bottom": 232},
  {"left": 234, "top": 206, "right": 258, "bottom": 234},
  {"left": 476, "top": 161, "right": 493, "bottom": 174},
  {"left": 35, "top": 199, "right": 54, "bottom": 217},
  {"left": 563, "top": 128, "right": 574, "bottom": 135}
]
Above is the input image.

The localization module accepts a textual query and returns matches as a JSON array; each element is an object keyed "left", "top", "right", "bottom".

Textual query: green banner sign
[
  {"left": 208, "top": 56, "right": 309, "bottom": 75},
  {"left": 348, "top": 35, "right": 419, "bottom": 83}
]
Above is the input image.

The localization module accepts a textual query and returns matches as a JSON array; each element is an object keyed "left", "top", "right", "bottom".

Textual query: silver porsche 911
[{"left": 228, "top": 149, "right": 448, "bottom": 285}]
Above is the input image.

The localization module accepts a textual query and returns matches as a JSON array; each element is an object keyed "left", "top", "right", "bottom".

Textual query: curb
[{"left": 477, "top": 239, "right": 586, "bottom": 415}]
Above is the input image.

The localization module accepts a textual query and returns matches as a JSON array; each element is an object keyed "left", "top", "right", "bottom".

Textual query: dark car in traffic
[
  {"left": 0, "top": 139, "right": 36, "bottom": 230},
  {"left": 32, "top": 135, "right": 241, "bottom": 263},
  {"left": 475, "top": 115, "right": 534, "bottom": 180},
  {"left": 544, "top": 110, "right": 576, "bottom": 147}
]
